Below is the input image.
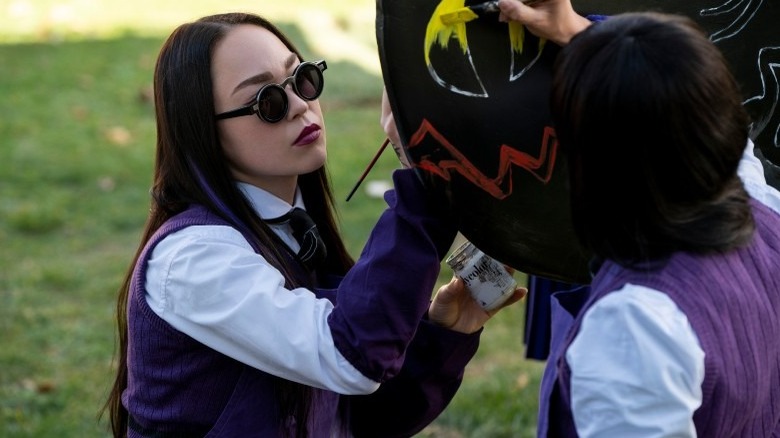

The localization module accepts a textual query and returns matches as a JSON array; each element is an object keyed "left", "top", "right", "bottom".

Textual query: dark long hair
[
  {"left": 104, "top": 13, "right": 354, "bottom": 437},
  {"left": 550, "top": 12, "right": 754, "bottom": 266}
]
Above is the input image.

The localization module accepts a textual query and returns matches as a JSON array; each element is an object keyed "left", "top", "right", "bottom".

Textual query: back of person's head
[{"left": 550, "top": 12, "right": 754, "bottom": 265}]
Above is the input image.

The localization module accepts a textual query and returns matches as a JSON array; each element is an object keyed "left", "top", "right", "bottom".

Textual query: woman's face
[{"left": 211, "top": 24, "right": 326, "bottom": 202}]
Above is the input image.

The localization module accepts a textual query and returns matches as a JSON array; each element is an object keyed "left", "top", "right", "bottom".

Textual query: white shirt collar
[{"left": 236, "top": 182, "right": 306, "bottom": 220}]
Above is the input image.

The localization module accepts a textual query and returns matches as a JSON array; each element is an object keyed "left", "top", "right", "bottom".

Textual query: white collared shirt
[
  {"left": 144, "top": 182, "right": 379, "bottom": 394},
  {"left": 236, "top": 181, "right": 303, "bottom": 253},
  {"left": 567, "top": 140, "right": 780, "bottom": 437}
]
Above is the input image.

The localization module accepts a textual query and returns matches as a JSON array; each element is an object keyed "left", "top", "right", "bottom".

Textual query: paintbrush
[
  {"left": 439, "top": 0, "right": 540, "bottom": 25},
  {"left": 345, "top": 138, "right": 391, "bottom": 202}
]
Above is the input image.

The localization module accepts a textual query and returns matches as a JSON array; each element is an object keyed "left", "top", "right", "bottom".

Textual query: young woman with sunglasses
[
  {"left": 103, "top": 12, "right": 524, "bottom": 438},
  {"left": 497, "top": 0, "right": 780, "bottom": 436}
]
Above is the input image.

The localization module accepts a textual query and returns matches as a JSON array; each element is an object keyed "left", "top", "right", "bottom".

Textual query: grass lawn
[{"left": 0, "top": 1, "right": 544, "bottom": 436}]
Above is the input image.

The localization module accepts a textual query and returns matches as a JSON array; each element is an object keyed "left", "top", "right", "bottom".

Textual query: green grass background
[{"left": 0, "top": 1, "right": 544, "bottom": 436}]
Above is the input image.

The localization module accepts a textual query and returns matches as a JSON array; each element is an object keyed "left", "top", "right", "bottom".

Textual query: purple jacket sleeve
[
  {"left": 328, "top": 168, "right": 459, "bottom": 382},
  {"left": 346, "top": 318, "right": 481, "bottom": 438}
]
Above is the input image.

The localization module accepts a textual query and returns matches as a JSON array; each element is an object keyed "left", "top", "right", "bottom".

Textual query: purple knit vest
[
  {"left": 540, "top": 200, "right": 780, "bottom": 437},
  {"left": 122, "top": 205, "right": 339, "bottom": 437}
]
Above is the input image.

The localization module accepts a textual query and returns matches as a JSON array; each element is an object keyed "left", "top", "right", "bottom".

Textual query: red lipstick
[{"left": 294, "top": 124, "right": 321, "bottom": 146}]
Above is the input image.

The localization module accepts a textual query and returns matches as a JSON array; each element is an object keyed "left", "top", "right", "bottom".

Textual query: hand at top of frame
[
  {"left": 497, "top": 0, "right": 592, "bottom": 45},
  {"left": 428, "top": 276, "right": 527, "bottom": 334}
]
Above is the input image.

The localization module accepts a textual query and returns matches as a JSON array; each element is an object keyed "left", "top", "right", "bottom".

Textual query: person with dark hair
[
  {"left": 103, "top": 12, "right": 524, "bottom": 438},
  {"left": 498, "top": 0, "right": 780, "bottom": 436}
]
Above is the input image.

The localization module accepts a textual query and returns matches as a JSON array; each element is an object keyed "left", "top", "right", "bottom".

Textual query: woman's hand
[
  {"left": 497, "top": 0, "right": 591, "bottom": 45},
  {"left": 428, "top": 276, "right": 527, "bottom": 334},
  {"left": 380, "top": 87, "right": 411, "bottom": 168}
]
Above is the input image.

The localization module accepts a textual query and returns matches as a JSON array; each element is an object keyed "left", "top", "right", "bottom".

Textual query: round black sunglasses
[{"left": 215, "top": 60, "right": 327, "bottom": 123}]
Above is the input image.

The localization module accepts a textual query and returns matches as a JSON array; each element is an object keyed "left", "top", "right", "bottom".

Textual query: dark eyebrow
[{"left": 231, "top": 53, "right": 299, "bottom": 96}]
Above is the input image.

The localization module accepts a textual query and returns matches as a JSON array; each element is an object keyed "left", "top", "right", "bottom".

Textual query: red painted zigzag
[{"left": 407, "top": 119, "right": 558, "bottom": 200}]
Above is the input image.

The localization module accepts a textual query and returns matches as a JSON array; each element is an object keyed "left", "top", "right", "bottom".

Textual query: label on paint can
[{"left": 445, "top": 240, "right": 517, "bottom": 311}]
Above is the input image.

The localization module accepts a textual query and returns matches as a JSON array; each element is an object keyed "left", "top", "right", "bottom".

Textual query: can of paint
[{"left": 445, "top": 240, "right": 517, "bottom": 311}]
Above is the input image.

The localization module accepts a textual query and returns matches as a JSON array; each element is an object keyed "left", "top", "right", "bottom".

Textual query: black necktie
[{"left": 272, "top": 208, "right": 327, "bottom": 270}]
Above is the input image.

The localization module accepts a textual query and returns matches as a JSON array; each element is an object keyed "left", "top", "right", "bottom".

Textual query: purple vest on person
[
  {"left": 538, "top": 200, "right": 780, "bottom": 437},
  {"left": 122, "top": 169, "right": 476, "bottom": 437},
  {"left": 123, "top": 205, "right": 341, "bottom": 437}
]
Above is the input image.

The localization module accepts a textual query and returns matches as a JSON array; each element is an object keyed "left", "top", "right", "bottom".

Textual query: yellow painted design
[
  {"left": 537, "top": 37, "right": 547, "bottom": 54},
  {"left": 508, "top": 21, "right": 524, "bottom": 54},
  {"left": 440, "top": 7, "right": 478, "bottom": 25},
  {"left": 508, "top": 21, "right": 547, "bottom": 53},
  {"left": 425, "top": 0, "right": 469, "bottom": 65},
  {"left": 508, "top": 21, "right": 546, "bottom": 55}
]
